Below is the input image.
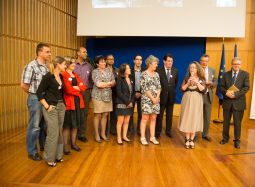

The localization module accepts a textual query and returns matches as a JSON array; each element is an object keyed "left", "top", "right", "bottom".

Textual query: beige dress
[{"left": 179, "top": 80, "right": 205, "bottom": 133}]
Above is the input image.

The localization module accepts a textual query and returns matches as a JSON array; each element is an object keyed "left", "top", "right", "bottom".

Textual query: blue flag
[
  {"left": 216, "top": 43, "right": 226, "bottom": 103},
  {"left": 234, "top": 43, "right": 238, "bottom": 57}
]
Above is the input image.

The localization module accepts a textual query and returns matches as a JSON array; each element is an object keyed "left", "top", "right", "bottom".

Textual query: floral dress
[{"left": 140, "top": 71, "right": 161, "bottom": 114}]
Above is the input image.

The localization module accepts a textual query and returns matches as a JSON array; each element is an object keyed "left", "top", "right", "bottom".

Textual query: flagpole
[{"left": 213, "top": 37, "right": 225, "bottom": 124}]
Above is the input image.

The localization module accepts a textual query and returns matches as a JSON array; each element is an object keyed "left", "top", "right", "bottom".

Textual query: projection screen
[{"left": 77, "top": 0, "right": 246, "bottom": 37}]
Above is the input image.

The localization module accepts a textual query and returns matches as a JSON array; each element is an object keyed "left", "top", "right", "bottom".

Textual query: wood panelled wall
[
  {"left": 0, "top": 0, "right": 86, "bottom": 133},
  {"left": 206, "top": 0, "right": 255, "bottom": 124}
]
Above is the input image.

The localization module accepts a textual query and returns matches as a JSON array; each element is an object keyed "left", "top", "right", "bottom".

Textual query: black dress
[
  {"left": 115, "top": 84, "right": 133, "bottom": 116},
  {"left": 63, "top": 77, "right": 85, "bottom": 129}
]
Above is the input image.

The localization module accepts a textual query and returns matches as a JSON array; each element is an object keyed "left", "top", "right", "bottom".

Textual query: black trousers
[
  {"left": 223, "top": 106, "right": 244, "bottom": 141},
  {"left": 109, "top": 104, "right": 117, "bottom": 134},
  {"left": 202, "top": 93, "right": 212, "bottom": 137},
  {"left": 156, "top": 103, "right": 174, "bottom": 135},
  {"left": 128, "top": 97, "right": 142, "bottom": 133},
  {"left": 39, "top": 116, "right": 47, "bottom": 150},
  {"left": 78, "top": 89, "right": 91, "bottom": 138}
]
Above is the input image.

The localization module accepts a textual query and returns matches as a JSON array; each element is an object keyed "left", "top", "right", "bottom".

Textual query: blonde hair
[
  {"left": 48, "top": 56, "right": 65, "bottom": 74},
  {"left": 145, "top": 55, "right": 159, "bottom": 68}
]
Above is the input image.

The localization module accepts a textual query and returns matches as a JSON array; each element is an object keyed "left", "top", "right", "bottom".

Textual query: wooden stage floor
[{"left": 0, "top": 111, "right": 255, "bottom": 187}]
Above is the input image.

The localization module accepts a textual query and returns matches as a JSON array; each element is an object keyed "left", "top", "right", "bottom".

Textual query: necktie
[
  {"left": 232, "top": 72, "right": 237, "bottom": 84},
  {"left": 167, "top": 69, "right": 171, "bottom": 81}
]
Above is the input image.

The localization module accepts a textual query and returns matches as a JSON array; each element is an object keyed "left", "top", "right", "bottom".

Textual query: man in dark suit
[
  {"left": 200, "top": 54, "right": 217, "bottom": 141},
  {"left": 129, "top": 54, "right": 144, "bottom": 135},
  {"left": 220, "top": 57, "right": 250, "bottom": 149},
  {"left": 156, "top": 54, "right": 178, "bottom": 138}
]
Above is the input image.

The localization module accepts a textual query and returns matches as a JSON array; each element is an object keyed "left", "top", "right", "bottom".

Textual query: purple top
[{"left": 74, "top": 60, "right": 93, "bottom": 89}]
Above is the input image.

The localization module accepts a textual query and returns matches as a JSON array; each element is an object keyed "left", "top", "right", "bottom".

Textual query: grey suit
[
  {"left": 202, "top": 67, "right": 217, "bottom": 137},
  {"left": 220, "top": 69, "right": 250, "bottom": 141}
]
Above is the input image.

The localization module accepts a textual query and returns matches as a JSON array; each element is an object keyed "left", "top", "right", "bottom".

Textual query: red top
[{"left": 62, "top": 71, "right": 86, "bottom": 110}]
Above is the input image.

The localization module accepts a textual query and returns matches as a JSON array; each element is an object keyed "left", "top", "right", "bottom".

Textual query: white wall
[{"left": 77, "top": 0, "right": 246, "bottom": 37}]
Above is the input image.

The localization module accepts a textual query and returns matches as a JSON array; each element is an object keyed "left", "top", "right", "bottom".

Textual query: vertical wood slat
[{"left": 0, "top": 0, "right": 85, "bottom": 133}]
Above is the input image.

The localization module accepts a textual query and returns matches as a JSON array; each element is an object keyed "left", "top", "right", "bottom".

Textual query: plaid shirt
[{"left": 21, "top": 60, "right": 48, "bottom": 93}]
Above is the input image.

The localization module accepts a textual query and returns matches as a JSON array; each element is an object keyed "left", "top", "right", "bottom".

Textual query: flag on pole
[
  {"left": 216, "top": 43, "right": 226, "bottom": 104},
  {"left": 234, "top": 43, "right": 238, "bottom": 57}
]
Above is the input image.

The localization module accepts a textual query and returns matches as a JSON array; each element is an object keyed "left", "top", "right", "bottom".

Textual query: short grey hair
[
  {"left": 231, "top": 57, "right": 241, "bottom": 65},
  {"left": 145, "top": 55, "right": 159, "bottom": 67}
]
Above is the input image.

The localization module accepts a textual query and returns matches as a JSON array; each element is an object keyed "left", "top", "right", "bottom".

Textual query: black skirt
[
  {"left": 63, "top": 96, "right": 85, "bottom": 129},
  {"left": 115, "top": 106, "right": 133, "bottom": 116}
]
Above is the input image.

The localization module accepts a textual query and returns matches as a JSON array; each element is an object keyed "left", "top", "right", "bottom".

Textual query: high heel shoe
[
  {"left": 64, "top": 147, "right": 71, "bottom": 155},
  {"left": 150, "top": 137, "right": 159, "bottom": 145},
  {"left": 101, "top": 136, "right": 110, "bottom": 142},
  {"left": 189, "top": 139, "right": 195, "bottom": 149},
  {"left": 71, "top": 144, "right": 81, "bottom": 152},
  {"left": 122, "top": 138, "right": 131, "bottom": 143},
  {"left": 95, "top": 137, "right": 102, "bottom": 143},
  {"left": 117, "top": 140, "right": 123, "bottom": 145},
  {"left": 140, "top": 137, "right": 148, "bottom": 146},
  {"left": 185, "top": 138, "right": 190, "bottom": 149}
]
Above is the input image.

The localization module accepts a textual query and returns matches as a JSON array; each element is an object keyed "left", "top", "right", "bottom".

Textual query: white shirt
[
  {"left": 164, "top": 66, "right": 171, "bottom": 76},
  {"left": 204, "top": 67, "right": 209, "bottom": 82},
  {"left": 232, "top": 70, "right": 239, "bottom": 77}
]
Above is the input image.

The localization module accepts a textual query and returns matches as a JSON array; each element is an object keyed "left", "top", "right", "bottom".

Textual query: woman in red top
[{"left": 62, "top": 57, "right": 86, "bottom": 154}]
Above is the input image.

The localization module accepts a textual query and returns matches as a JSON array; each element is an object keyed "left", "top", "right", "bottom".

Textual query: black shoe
[
  {"left": 117, "top": 142, "right": 123, "bottom": 145},
  {"left": 64, "top": 148, "right": 71, "bottom": 155},
  {"left": 28, "top": 153, "right": 42, "bottom": 161},
  {"left": 202, "top": 136, "right": 211, "bottom": 142},
  {"left": 78, "top": 136, "right": 88, "bottom": 142},
  {"left": 165, "top": 132, "right": 172, "bottom": 138},
  {"left": 155, "top": 133, "right": 160, "bottom": 139},
  {"left": 234, "top": 140, "right": 240, "bottom": 149},
  {"left": 220, "top": 139, "right": 229, "bottom": 145},
  {"left": 56, "top": 158, "right": 64, "bottom": 163},
  {"left": 71, "top": 144, "right": 81, "bottom": 152}
]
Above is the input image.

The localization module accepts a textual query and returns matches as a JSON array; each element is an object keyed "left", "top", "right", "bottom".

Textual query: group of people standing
[
  {"left": 21, "top": 44, "right": 93, "bottom": 167},
  {"left": 21, "top": 43, "right": 249, "bottom": 167}
]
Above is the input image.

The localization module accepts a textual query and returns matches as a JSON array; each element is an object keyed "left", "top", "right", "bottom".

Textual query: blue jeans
[{"left": 27, "top": 94, "right": 42, "bottom": 155}]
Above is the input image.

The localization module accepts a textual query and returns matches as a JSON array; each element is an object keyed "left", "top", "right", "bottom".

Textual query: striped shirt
[
  {"left": 21, "top": 60, "right": 48, "bottom": 94},
  {"left": 74, "top": 60, "right": 93, "bottom": 89}
]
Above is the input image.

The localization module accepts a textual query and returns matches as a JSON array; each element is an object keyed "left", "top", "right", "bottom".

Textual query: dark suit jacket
[
  {"left": 206, "top": 67, "right": 217, "bottom": 103},
  {"left": 220, "top": 69, "right": 250, "bottom": 111},
  {"left": 157, "top": 66, "right": 178, "bottom": 104},
  {"left": 115, "top": 76, "right": 135, "bottom": 106}
]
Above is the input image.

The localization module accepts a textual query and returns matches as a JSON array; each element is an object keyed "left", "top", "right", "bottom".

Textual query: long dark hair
[{"left": 118, "top": 63, "right": 130, "bottom": 78}]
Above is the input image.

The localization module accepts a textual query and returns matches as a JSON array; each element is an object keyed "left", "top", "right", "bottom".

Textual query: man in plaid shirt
[{"left": 21, "top": 43, "right": 51, "bottom": 161}]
